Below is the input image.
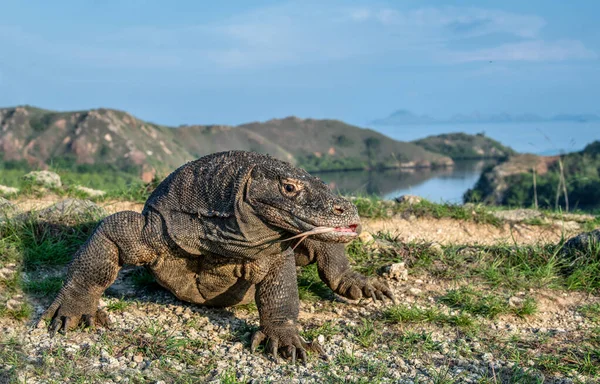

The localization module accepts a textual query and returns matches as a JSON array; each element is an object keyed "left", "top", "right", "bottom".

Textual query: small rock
[
  {"left": 317, "top": 334, "right": 325, "bottom": 344},
  {"left": 428, "top": 242, "right": 444, "bottom": 256},
  {"left": 358, "top": 232, "right": 374, "bottom": 243},
  {"left": 133, "top": 354, "right": 144, "bottom": 363},
  {"left": 482, "top": 353, "right": 494, "bottom": 362},
  {"left": 6, "top": 299, "right": 22, "bottom": 310},
  {"left": 23, "top": 170, "right": 62, "bottom": 188},
  {"left": 372, "top": 239, "right": 396, "bottom": 252},
  {"left": 508, "top": 296, "right": 524, "bottom": 308},
  {"left": 74, "top": 186, "right": 106, "bottom": 197},
  {"left": 0, "top": 185, "right": 19, "bottom": 195},
  {"left": 0, "top": 267, "right": 16, "bottom": 280},
  {"left": 395, "top": 194, "right": 422, "bottom": 205},
  {"left": 408, "top": 288, "right": 422, "bottom": 296},
  {"left": 380, "top": 263, "right": 408, "bottom": 281}
]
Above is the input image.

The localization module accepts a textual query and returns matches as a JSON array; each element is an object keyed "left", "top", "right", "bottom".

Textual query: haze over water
[{"left": 374, "top": 122, "right": 600, "bottom": 156}]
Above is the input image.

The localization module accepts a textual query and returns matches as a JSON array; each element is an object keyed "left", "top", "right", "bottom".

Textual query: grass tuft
[
  {"left": 383, "top": 304, "right": 475, "bottom": 329},
  {"left": 440, "top": 286, "right": 537, "bottom": 319},
  {"left": 23, "top": 276, "right": 63, "bottom": 297}
]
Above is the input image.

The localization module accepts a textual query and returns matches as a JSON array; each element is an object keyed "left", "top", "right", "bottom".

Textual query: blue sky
[{"left": 1, "top": 0, "right": 598, "bottom": 127}]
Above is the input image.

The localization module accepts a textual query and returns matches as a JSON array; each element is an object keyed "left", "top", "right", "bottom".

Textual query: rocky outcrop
[
  {"left": 464, "top": 154, "right": 558, "bottom": 205},
  {"left": 560, "top": 229, "right": 600, "bottom": 263},
  {"left": 413, "top": 133, "right": 516, "bottom": 160},
  {"left": 22, "top": 170, "right": 62, "bottom": 189},
  {"left": 23, "top": 198, "right": 107, "bottom": 224}
]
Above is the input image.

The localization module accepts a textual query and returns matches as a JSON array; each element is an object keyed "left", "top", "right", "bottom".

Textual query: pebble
[
  {"left": 409, "top": 288, "right": 422, "bottom": 296},
  {"left": 6, "top": 299, "right": 22, "bottom": 310}
]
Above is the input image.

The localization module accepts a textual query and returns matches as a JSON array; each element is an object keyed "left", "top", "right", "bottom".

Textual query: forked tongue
[{"left": 280, "top": 226, "right": 336, "bottom": 242}]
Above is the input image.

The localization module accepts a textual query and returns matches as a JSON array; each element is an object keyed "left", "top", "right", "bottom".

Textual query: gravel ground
[
  {"left": 2, "top": 264, "right": 599, "bottom": 384},
  {"left": 1, "top": 198, "right": 599, "bottom": 383}
]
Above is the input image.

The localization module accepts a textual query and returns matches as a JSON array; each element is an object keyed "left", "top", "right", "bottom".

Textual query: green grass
[
  {"left": 352, "top": 196, "right": 502, "bottom": 226},
  {"left": 23, "top": 276, "right": 63, "bottom": 297},
  {"left": 106, "top": 298, "right": 133, "bottom": 312},
  {"left": 440, "top": 286, "right": 538, "bottom": 319},
  {"left": 330, "top": 350, "right": 390, "bottom": 382},
  {"left": 301, "top": 321, "right": 341, "bottom": 342},
  {"left": 382, "top": 304, "right": 475, "bottom": 329},
  {"left": 579, "top": 303, "right": 600, "bottom": 323},
  {"left": 297, "top": 263, "right": 333, "bottom": 301},
  {"left": 351, "top": 319, "right": 379, "bottom": 348},
  {"left": 406, "top": 239, "right": 600, "bottom": 293},
  {"left": 389, "top": 331, "right": 442, "bottom": 359},
  {"left": 346, "top": 234, "right": 431, "bottom": 276},
  {"left": 218, "top": 369, "right": 246, "bottom": 384},
  {"left": 0, "top": 302, "right": 32, "bottom": 320}
]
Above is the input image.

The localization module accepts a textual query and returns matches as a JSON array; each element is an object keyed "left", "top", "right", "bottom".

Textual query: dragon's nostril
[{"left": 333, "top": 205, "right": 344, "bottom": 215}]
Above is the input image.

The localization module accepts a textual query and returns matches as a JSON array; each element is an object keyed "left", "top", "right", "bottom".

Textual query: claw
[
  {"left": 58, "top": 317, "right": 69, "bottom": 335},
  {"left": 310, "top": 340, "right": 326, "bottom": 357},
  {"left": 269, "top": 339, "right": 279, "bottom": 361},
  {"left": 82, "top": 314, "right": 93, "bottom": 328},
  {"left": 251, "top": 331, "right": 266, "bottom": 353},
  {"left": 290, "top": 346, "right": 297, "bottom": 364},
  {"left": 48, "top": 317, "right": 61, "bottom": 338},
  {"left": 299, "top": 348, "right": 307, "bottom": 365}
]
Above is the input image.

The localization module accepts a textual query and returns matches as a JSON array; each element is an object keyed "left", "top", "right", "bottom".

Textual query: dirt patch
[{"left": 362, "top": 216, "right": 581, "bottom": 246}]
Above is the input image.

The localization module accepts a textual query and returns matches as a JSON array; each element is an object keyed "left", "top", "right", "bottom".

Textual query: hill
[
  {"left": 465, "top": 141, "right": 600, "bottom": 210},
  {"left": 412, "top": 132, "right": 516, "bottom": 160},
  {"left": 237, "top": 117, "right": 453, "bottom": 171},
  {"left": 0, "top": 106, "right": 453, "bottom": 177}
]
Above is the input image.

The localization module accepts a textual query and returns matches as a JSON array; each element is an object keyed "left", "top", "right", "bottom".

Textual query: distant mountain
[
  {"left": 412, "top": 133, "right": 516, "bottom": 160},
  {"left": 372, "top": 110, "right": 600, "bottom": 126},
  {"left": 371, "top": 110, "right": 436, "bottom": 125},
  {"left": 0, "top": 106, "right": 453, "bottom": 178}
]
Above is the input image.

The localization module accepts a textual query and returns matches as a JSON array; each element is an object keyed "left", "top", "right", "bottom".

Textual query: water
[
  {"left": 373, "top": 121, "right": 600, "bottom": 155},
  {"left": 316, "top": 160, "right": 495, "bottom": 203},
  {"left": 329, "top": 121, "right": 600, "bottom": 202}
]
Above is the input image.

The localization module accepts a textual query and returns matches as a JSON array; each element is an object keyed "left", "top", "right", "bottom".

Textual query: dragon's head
[{"left": 247, "top": 156, "right": 361, "bottom": 243}]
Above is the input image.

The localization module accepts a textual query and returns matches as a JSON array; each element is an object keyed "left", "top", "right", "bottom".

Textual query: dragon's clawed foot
[
  {"left": 337, "top": 272, "right": 396, "bottom": 303},
  {"left": 250, "top": 327, "right": 326, "bottom": 364},
  {"left": 37, "top": 288, "right": 110, "bottom": 336}
]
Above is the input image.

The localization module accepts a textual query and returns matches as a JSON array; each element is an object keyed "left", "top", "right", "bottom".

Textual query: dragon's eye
[{"left": 284, "top": 184, "right": 296, "bottom": 193}]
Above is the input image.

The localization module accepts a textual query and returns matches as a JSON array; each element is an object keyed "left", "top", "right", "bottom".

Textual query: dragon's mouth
[{"left": 333, "top": 224, "right": 359, "bottom": 234}]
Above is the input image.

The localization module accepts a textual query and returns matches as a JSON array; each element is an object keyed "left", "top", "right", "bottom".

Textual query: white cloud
[
  {"left": 0, "top": 3, "right": 594, "bottom": 71},
  {"left": 449, "top": 40, "right": 598, "bottom": 62},
  {"left": 341, "top": 6, "right": 546, "bottom": 38}
]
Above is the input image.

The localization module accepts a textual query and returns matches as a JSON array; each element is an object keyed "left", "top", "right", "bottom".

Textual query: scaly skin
[{"left": 40, "top": 150, "right": 394, "bottom": 363}]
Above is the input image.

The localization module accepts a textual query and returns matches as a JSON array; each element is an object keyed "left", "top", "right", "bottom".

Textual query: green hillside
[
  {"left": 0, "top": 106, "right": 453, "bottom": 177},
  {"left": 413, "top": 132, "right": 516, "bottom": 160}
]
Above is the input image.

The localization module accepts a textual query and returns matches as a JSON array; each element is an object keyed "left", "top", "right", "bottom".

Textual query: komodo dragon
[{"left": 39, "top": 150, "right": 394, "bottom": 363}]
